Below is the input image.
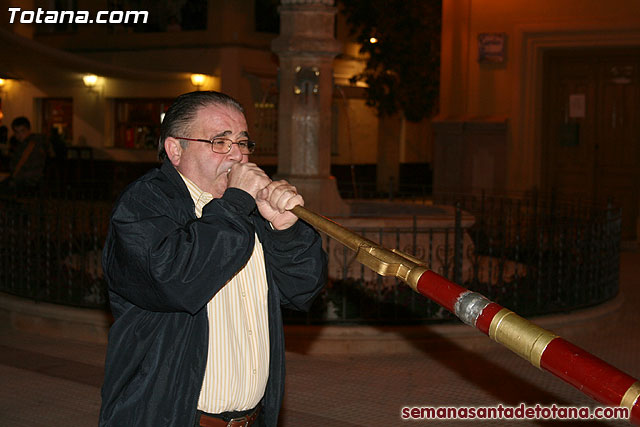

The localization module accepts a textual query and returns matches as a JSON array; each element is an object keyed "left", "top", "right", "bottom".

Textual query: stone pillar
[{"left": 271, "top": 0, "right": 350, "bottom": 216}]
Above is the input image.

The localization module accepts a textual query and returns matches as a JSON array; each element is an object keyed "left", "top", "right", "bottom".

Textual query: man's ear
[{"left": 164, "top": 137, "right": 184, "bottom": 166}]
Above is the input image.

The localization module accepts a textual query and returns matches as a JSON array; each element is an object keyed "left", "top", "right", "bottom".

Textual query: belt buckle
[
  {"left": 226, "top": 415, "right": 249, "bottom": 427},
  {"left": 226, "top": 403, "right": 259, "bottom": 427}
]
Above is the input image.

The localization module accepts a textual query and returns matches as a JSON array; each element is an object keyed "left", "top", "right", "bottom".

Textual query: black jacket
[{"left": 99, "top": 160, "right": 327, "bottom": 426}]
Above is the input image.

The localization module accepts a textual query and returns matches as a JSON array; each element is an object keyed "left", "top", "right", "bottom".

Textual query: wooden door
[
  {"left": 544, "top": 56, "right": 597, "bottom": 199},
  {"left": 543, "top": 50, "right": 640, "bottom": 240},
  {"left": 596, "top": 60, "right": 640, "bottom": 240}
]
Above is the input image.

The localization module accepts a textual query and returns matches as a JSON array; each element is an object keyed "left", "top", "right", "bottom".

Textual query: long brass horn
[{"left": 291, "top": 205, "right": 640, "bottom": 425}]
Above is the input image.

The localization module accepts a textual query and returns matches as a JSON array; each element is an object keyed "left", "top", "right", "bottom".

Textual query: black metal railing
[
  {"left": 286, "top": 191, "right": 621, "bottom": 324},
  {"left": 0, "top": 190, "right": 621, "bottom": 324},
  {"left": 0, "top": 192, "right": 111, "bottom": 308}
]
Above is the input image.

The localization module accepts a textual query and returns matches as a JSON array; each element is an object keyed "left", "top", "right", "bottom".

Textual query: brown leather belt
[{"left": 198, "top": 406, "right": 261, "bottom": 427}]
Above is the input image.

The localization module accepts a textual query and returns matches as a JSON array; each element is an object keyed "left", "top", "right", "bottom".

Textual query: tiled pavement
[{"left": 1, "top": 251, "right": 639, "bottom": 426}]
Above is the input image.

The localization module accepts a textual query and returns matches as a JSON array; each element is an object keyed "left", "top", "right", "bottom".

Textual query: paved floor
[{"left": 1, "top": 251, "right": 639, "bottom": 426}]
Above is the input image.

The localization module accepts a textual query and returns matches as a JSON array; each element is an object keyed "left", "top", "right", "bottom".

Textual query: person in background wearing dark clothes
[
  {"left": 99, "top": 91, "right": 327, "bottom": 427},
  {"left": 3, "top": 117, "right": 47, "bottom": 192},
  {"left": 47, "top": 127, "right": 67, "bottom": 181},
  {"left": 49, "top": 127, "right": 67, "bottom": 162}
]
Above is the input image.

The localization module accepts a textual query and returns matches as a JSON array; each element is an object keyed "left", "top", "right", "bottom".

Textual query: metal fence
[
  {"left": 0, "top": 192, "right": 111, "bottom": 308},
  {"left": 285, "top": 192, "right": 621, "bottom": 324},
  {"left": 0, "top": 191, "right": 621, "bottom": 324}
]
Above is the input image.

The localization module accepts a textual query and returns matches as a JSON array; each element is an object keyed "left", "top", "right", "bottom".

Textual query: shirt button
[
  {"left": 248, "top": 330, "right": 252, "bottom": 335},
  {"left": 253, "top": 369, "right": 257, "bottom": 374},
  {"left": 241, "top": 291, "right": 246, "bottom": 297}
]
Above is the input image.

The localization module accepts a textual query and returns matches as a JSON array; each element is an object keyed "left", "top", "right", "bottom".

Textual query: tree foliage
[{"left": 338, "top": 0, "right": 441, "bottom": 122}]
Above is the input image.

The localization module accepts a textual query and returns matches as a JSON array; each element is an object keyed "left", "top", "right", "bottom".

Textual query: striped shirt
[{"left": 178, "top": 173, "right": 270, "bottom": 413}]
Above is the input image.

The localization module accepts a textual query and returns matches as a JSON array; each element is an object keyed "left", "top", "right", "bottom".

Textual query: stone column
[{"left": 271, "top": 0, "right": 350, "bottom": 216}]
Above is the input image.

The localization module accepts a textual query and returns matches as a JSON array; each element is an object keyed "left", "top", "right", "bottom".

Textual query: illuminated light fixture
[
  {"left": 0, "top": 78, "right": 9, "bottom": 95},
  {"left": 190, "top": 74, "right": 206, "bottom": 89},
  {"left": 83, "top": 74, "right": 98, "bottom": 88},
  {"left": 369, "top": 37, "right": 378, "bottom": 44}
]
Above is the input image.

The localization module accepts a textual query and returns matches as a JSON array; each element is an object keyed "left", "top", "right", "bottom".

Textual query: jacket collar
[{"left": 159, "top": 158, "right": 194, "bottom": 204}]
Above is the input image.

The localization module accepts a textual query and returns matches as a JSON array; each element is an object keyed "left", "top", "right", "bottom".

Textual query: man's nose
[{"left": 227, "top": 143, "right": 243, "bottom": 160}]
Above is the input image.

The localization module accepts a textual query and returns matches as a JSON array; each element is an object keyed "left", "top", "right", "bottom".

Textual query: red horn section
[
  {"left": 415, "top": 270, "right": 468, "bottom": 312},
  {"left": 540, "top": 339, "right": 640, "bottom": 425},
  {"left": 415, "top": 270, "right": 640, "bottom": 425}
]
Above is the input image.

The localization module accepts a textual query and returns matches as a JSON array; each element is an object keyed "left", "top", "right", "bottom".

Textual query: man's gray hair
[{"left": 158, "top": 91, "right": 245, "bottom": 161}]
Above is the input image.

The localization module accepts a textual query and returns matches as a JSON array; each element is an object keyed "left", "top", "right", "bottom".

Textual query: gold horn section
[
  {"left": 291, "top": 206, "right": 429, "bottom": 290},
  {"left": 488, "top": 308, "right": 558, "bottom": 369},
  {"left": 620, "top": 381, "right": 640, "bottom": 414}
]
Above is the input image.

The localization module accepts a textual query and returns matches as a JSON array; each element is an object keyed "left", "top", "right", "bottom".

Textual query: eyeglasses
[{"left": 173, "top": 137, "right": 256, "bottom": 155}]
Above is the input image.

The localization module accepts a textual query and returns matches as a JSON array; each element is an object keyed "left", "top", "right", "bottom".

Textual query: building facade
[
  {"left": 1, "top": 0, "right": 639, "bottom": 240},
  {"left": 435, "top": 0, "right": 640, "bottom": 240}
]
